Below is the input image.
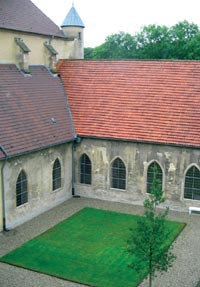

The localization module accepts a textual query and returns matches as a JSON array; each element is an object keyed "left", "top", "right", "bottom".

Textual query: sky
[{"left": 31, "top": 0, "right": 200, "bottom": 48}]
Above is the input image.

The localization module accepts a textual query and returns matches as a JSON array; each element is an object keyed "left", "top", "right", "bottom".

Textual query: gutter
[
  {"left": 0, "top": 145, "right": 8, "bottom": 231},
  {"left": 79, "top": 135, "right": 200, "bottom": 150},
  {"left": 0, "top": 138, "right": 74, "bottom": 161},
  {"left": 72, "top": 142, "right": 75, "bottom": 196}
]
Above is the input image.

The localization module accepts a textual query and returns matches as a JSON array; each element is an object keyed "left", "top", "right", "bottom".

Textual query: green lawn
[{"left": 0, "top": 208, "right": 185, "bottom": 287}]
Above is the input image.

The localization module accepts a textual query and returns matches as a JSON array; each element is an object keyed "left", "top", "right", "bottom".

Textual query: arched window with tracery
[
  {"left": 147, "top": 161, "right": 163, "bottom": 193},
  {"left": 52, "top": 158, "right": 61, "bottom": 191},
  {"left": 80, "top": 154, "right": 92, "bottom": 184},
  {"left": 111, "top": 157, "right": 126, "bottom": 190},
  {"left": 184, "top": 165, "right": 200, "bottom": 200},
  {"left": 16, "top": 170, "right": 28, "bottom": 206}
]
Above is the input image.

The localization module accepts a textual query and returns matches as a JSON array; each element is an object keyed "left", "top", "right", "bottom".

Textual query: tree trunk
[
  {"left": 149, "top": 271, "right": 152, "bottom": 287},
  {"left": 149, "top": 257, "right": 152, "bottom": 287},
  {"left": 149, "top": 238, "right": 153, "bottom": 287}
]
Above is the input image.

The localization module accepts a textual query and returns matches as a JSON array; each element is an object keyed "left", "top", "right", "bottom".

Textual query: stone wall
[
  {"left": 3, "top": 143, "right": 72, "bottom": 229},
  {"left": 74, "top": 138, "right": 200, "bottom": 210}
]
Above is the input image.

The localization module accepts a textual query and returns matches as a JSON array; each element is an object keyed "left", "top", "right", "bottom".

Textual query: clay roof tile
[
  {"left": 58, "top": 60, "right": 200, "bottom": 148},
  {"left": 0, "top": 64, "right": 75, "bottom": 159}
]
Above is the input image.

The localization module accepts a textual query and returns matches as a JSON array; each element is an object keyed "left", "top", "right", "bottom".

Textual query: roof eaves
[
  {"left": 78, "top": 135, "right": 200, "bottom": 150},
  {"left": 0, "top": 27, "right": 65, "bottom": 39},
  {"left": 0, "top": 145, "right": 8, "bottom": 160},
  {"left": 1, "top": 138, "right": 75, "bottom": 161}
]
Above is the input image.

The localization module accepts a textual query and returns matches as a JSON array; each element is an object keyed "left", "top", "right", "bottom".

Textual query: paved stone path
[{"left": 0, "top": 197, "right": 199, "bottom": 287}]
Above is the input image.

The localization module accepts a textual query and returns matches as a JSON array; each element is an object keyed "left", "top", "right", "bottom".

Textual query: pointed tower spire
[
  {"left": 61, "top": 5, "right": 84, "bottom": 28},
  {"left": 61, "top": 4, "right": 85, "bottom": 59}
]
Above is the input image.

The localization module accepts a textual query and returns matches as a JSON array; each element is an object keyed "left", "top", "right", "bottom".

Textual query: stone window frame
[
  {"left": 146, "top": 160, "right": 164, "bottom": 194},
  {"left": 79, "top": 153, "right": 92, "bottom": 185},
  {"left": 110, "top": 156, "right": 127, "bottom": 190},
  {"left": 16, "top": 169, "right": 28, "bottom": 207},
  {"left": 52, "top": 158, "right": 62, "bottom": 191},
  {"left": 183, "top": 163, "right": 200, "bottom": 201}
]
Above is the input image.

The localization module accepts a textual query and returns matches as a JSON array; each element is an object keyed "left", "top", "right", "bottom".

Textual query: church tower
[{"left": 61, "top": 4, "right": 85, "bottom": 59}]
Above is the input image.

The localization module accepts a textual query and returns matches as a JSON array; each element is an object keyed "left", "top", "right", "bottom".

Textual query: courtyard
[{"left": 0, "top": 197, "right": 200, "bottom": 287}]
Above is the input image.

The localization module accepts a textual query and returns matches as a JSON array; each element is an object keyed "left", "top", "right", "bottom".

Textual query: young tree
[{"left": 127, "top": 166, "right": 176, "bottom": 287}]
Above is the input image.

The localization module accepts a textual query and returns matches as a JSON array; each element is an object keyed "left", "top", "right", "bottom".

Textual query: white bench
[{"left": 189, "top": 206, "right": 200, "bottom": 214}]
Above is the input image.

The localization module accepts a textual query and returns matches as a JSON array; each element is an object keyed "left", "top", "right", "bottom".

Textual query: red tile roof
[
  {"left": 58, "top": 60, "right": 200, "bottom": 147},
  {"left": 0, "top": 0, "right": 64, "bottom": 37},
  {"left": 0, "top": 64, "right": 75, "bottom": 159}
]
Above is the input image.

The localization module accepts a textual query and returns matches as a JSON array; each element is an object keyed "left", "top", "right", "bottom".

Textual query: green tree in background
[
  {"left": 134, "top": 24, "right": 170, "bottom": 59},
  {"left": 93, "top": 32, "right": 136, "bottom": 59},
  {"left": 84, "top": 21, "right": 200, "bottom": 60},
  {"left": 168, "top": 20, "right": 199, "bottom": 59},
  {"left": 127, "top": 166, "right": 176, "bottom": 287}
]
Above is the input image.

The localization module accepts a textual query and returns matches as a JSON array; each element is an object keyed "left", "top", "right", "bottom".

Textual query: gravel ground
[{"left": 0, "top": 197, "right": 199, "bottom": 287}]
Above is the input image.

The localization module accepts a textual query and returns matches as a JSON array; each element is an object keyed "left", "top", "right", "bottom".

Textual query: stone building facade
[
  {"left": 0, "top": 0, "right": 84, "bottom": 231},
  {"left": 1, "top": 0, "right": 200, "bottom": 233},
  {"left": 0, "top": 0, "right": 84, "bottom": 71},
  {"left": 74, "top": 138, "right": 200, "bottom": 210},
  {"left": 3, "top": 144, "right": 72, "bottom": 230}
]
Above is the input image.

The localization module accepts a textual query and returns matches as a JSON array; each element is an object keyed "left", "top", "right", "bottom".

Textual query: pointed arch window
[
  {"left": 184, "top": 166, "right": 200, "bottom": 200},
  {"left": 111, "top": 157, "right": 126, "bottom": 190},
  {"left": 16, "top": 170, "right": 28, "bottom": 207},
  {"left": 147, "top": 161, "right": 163, "bottom": 193},
  {"left": 52, "top": 159, "right": 61, "bottom": 191},
  {"left": 80, "top": 154, "right": 92, "bottom": 184}
]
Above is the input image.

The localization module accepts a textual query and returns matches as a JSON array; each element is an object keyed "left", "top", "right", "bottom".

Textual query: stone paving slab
[{"left": 0, "top": 197, "right": 199, "bottom": 287}]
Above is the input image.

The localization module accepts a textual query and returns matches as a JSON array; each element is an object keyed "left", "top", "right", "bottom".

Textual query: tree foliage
[
  {"left": 127, "top": 166, "right": 176, "bottom": 287},
  {"left": 92, "top": 32, "right": 136, "bottom": 59},
  {"left": 85, "top": 21, "right": 200, "bottom": 60}
]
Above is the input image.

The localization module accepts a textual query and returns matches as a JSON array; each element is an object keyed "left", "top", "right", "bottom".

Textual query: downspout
[
  {"left": 72, "top": 137, "right": 82, "bottom": 198},
  {"left": 72, "top": 141, "right": 75, "bottom": 196},
  {"left": 0, "top": 145, "right": 9, "bottom": 231}
]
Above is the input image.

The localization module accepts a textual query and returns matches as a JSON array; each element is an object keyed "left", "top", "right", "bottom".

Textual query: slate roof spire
[{"left": 61, "top": 5, "right": 85, "bottom": 28}]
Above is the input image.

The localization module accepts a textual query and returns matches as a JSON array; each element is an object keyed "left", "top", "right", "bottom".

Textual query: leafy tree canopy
[{"left": 85, "top": 21, "right": 200, "bottom": 60}]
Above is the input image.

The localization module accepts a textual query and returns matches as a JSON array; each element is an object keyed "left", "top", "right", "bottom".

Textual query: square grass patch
[{"left": 0, "top": 208, "right": 185, "bottom": 287}]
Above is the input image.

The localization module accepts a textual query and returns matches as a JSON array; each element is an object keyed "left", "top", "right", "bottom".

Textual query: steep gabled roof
[
  {"left": 0, "top": 0, "right": 64, "bottom": 37},
  {"left": 0, "top": 64, "right": 75, "bottom": 159},
  {"left": 58, "top": 59, "right": 200, "bottom": 148},
  {"left": 61, "top": 5, "right": 85, "bottom": 28}
]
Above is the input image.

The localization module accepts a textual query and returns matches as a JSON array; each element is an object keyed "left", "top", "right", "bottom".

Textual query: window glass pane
[
  {"left": 80, "top": 154, "right": 92, "bottom": 184},
  {"left": 111, "top": 158, "right": 126, "bottom": 190},
  {"left": 118, "top": 179, "right": 126, "bottom": 189},
  {"left": 112, "top": 178, "right": 118, "bottom": 189},
  {"left": 16, "top": 170, "right": 28, "bottom": 206},
  {"left": 53, "top": 159, "right": 61, "bottom": 191},
  {"left": 184, "top": 188, "right": 192, "bottom": 199},
  {"left": 184, "top": 166, "right": 200, "bottom": 200}
]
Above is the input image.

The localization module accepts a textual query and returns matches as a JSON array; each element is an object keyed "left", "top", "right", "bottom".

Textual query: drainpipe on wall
[
  {"left": 72, "top": 137, "right": 82, "bottom": 198},
  {"left": 0, "top": 145, "right": 9, "bottom": 231},
  {"left": 72, "top": 141, "right": 75, "bottom": 196}
]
